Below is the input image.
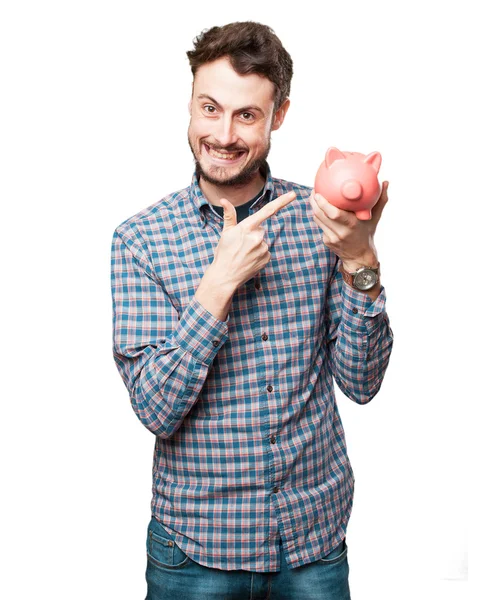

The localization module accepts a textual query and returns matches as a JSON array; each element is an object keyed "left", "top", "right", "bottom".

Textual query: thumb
[
  {"left": 220, "top": 198, "right": 237, "bottom": 230},
  {"left": 372, "top": 181, "right": 389, "bottom": 223}
]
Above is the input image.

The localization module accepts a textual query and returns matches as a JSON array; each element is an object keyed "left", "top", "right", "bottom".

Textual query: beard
[{"left": 187, "top": 127, "right": 272, "bottom": 188}]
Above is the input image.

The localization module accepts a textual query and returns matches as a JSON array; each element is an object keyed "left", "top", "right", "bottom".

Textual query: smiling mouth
[{"left": 204, "top": 144, "right": 246, "bottom": 161}]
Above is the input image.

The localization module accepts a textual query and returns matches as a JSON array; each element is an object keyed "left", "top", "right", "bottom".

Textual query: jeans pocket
[
  {"left": 317, "top": 537, "right": 348, "bottom": 564},
  {"left": 146, "top": 516, "right": 191, "bottom": 569}
]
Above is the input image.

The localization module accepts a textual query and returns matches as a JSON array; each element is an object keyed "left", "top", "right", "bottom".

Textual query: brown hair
[{"left": 186, "top": 21, "right": 293, "bottom": 115}]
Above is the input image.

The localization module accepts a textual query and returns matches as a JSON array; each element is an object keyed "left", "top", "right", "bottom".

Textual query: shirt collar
[{"left": 189, "top": 161, "right": 275, "bottom": 228}]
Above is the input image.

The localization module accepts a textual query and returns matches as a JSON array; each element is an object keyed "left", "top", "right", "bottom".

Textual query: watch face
[{"left": 354, "top": 269, "right": 378, "bottom": 290}]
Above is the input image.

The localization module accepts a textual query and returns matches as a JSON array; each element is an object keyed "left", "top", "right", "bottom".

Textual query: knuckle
[{"left": 330, "top": 233, "right": 340, "bottom": 244}]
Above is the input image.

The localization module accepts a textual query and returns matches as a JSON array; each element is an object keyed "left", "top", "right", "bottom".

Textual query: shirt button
[
  {"left": 255, "top": 282, "right": 261, "bottom": 290},
  {"left": 273, "top": 486, "right": 279, "bottom": 493},
  {"left": 270, "top": 435, "right": 276, "bottom": 444},
  {"left": 262, "top": 333, "right": 268, "bottom": 341},
  {"left": 212, "top": 340, "right": 219, "bottom": 347},
  {"left": 352, "top": 308, "right": 358, "bottom": 314},
  {"left": 168, "top": 541, "right": 174, "bottom": 547},
  {"left": 267, "top": 385, "right": 273, "bottom": 392}
]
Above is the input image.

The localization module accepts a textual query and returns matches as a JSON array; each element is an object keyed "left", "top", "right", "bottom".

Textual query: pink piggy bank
[{"left": 314, "top": 147, "right": 382, "bottom": 220}]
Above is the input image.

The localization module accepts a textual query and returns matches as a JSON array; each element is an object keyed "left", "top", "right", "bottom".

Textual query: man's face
[{"left": 187, "top": 56, "right": 289, "bottom": 187}]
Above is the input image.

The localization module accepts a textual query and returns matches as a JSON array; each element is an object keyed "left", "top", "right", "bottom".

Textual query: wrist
[
  {"left": 195, "top": 266, "right": 236, "bottom": 322},
  {"left": 361, "top": 281, "right": 381, "bottom": 301},
  {"left": 204, "top": 265, "right": 237, "bottom": 297},
  {"left": 341, "top": 253, "right": 379, "bottom": 273},
  {"left": 339, "top": 257, "right": 381, "bottom": 298}
]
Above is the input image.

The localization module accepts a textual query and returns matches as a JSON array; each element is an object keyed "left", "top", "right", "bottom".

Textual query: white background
[{"left": 1, "top": 1, "right": 477, "bottom": 598}]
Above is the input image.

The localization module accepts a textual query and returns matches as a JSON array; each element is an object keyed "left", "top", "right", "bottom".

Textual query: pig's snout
[{"left": 341, "top": 179, "right": 363, "bottom": 201}]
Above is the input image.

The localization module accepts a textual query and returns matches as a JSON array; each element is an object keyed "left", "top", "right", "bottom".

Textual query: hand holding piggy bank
[{"left": 314, "top": 147, "right": 382, "bottom": 220}]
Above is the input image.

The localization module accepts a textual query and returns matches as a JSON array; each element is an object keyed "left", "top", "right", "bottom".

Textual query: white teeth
[{"left": 207, "top": 145, "right": 242, "bottom": 160}]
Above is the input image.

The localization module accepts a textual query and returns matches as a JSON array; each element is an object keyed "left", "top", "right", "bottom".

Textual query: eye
[{"left": 203, "top": 105, "right": 254, "bottom": 121}]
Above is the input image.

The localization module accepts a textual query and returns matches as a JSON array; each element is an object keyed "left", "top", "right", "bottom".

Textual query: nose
[
  {"left": 213, "top": 114, "right": 239, "bottom": 150},
  {"left": 341, "top": 179, "right": 363, "bottom": 201}
]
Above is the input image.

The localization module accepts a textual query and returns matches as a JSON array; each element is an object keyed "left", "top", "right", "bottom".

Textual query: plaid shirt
[{"left": 110, "top": 161, "right": 394, "bottom": 572}]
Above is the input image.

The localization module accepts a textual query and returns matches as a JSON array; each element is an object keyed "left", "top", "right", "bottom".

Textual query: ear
[
  {"left": 325, "top": 147, "right": 346, "bottom": 168},
  {"left": 271, "top": 98, "right": 290, "bottom": 131},
  {"left": 363, "top": 151, "right": 382, "bottom": 173}
]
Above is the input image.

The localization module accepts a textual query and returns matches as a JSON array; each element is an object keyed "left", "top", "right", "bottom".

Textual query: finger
[
  {"left": 314, "top": 201, "right": 350, "bottom": 238},
  {"left": 242, "top": 191, "right": 296, "bottom": 231},
  {"left": 309, "top": 191, "right": 330, "bottom": 223},
  {"left": 251, "top": 227, "right": 266, "bottom": 243},
  {"left": 313, "top": 213, "right": 338, "bottom": 239},
  {"left": 314, "top": 193, "right": 355, "bottom": 226},
  {"left": 312, "top": 214, "right": 339, "bottom": 244},
  {"left": 220, "top": 198, "right": 237, "bottom": 230}
]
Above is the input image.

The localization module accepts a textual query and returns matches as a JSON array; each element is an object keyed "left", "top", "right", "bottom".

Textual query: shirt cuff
[
  {"left": 341, "top": 282, "right": 387, "bottom": 335},
  {"left": 175, "top": 296, "right": 230, "bottom": 365}
]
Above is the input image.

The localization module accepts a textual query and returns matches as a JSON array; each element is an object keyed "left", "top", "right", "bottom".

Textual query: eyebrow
[{"left": 197, "top": 94, "right": 265, "bottom": 117}]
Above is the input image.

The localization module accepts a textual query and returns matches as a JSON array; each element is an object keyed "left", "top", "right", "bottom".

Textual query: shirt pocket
[{"left": 269, "top": 247, "right": 328, "bottom": 344}]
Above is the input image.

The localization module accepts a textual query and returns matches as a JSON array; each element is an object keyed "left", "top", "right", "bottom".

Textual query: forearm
[
  {"left": 331, "top": 302, "right": 394, "bottom": 404},
  {"left": 139, "top": 268, "right": 235, "bottom": 435},
  {"left": 111, "top": 229, "right": 230, "bottom": 439},
  {"left": 115, "top": 294, "right": 230, "bottom": 438},
  {"left": 194, "top": 266, "right": 236, "bottom": 322},
  {"left": 326, "top": 258, "right": 394, "bottom": 404}
]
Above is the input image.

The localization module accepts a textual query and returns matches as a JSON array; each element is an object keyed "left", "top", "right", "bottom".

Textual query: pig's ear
[
  {"left": 325, "top": 147, "right": 346, "bottom": 168},
  {"left": 364, "top": 151, "right": 382, "bottom": 173}
]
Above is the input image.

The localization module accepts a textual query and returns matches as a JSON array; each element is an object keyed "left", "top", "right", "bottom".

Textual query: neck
[{"left": 199, "top": 169, "right": 266, "bottom": 208}]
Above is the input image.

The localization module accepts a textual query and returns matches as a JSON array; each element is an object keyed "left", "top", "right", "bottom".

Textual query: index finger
[{"left": 241, "top": 191, "right": 297, "bottom": 231}]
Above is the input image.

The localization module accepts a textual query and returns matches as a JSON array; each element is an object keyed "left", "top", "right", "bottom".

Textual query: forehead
[{"left": 193, "top": 57, "right": 274, "bottom": 110}]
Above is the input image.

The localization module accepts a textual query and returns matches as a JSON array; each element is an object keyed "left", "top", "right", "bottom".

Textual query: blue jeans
[{"left": 145, "top": 516, "right": 351, "bottom": 599}]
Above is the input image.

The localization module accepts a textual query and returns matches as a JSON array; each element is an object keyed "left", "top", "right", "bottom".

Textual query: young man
[{"left": 111, "top": 20, "right": 393, "bottom": 600}]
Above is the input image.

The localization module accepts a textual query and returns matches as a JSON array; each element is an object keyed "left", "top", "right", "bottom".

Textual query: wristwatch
[{"left": 338, "top": 261, "right": 381, "bottom": 291}]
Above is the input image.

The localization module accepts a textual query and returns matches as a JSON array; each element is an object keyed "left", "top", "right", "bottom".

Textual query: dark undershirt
[{"left": 209, "top": 186, "right": 265, "bottom": 223}]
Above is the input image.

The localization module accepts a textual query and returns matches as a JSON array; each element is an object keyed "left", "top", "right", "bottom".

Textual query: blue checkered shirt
[{"left": 110, "top": 161, "right": 394, "bottom": 572}]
